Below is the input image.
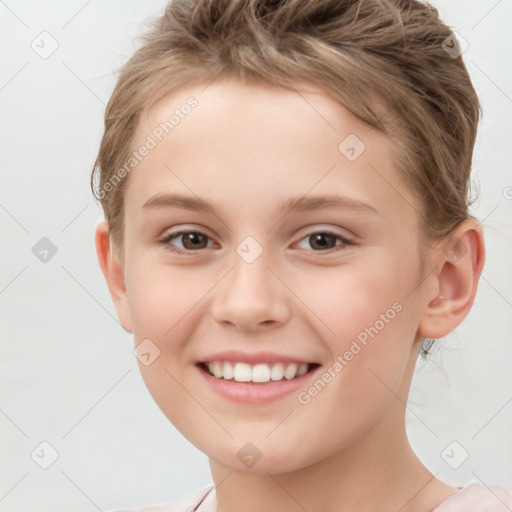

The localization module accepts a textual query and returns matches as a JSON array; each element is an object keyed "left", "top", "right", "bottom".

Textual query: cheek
[
  {"left": 302, "top": 256, "right": 412, "bottom": 345},
  {"left": 125, "top": 259, "right": 207, "bottom": 340},
  {"left": 299, "top": 256, "right": 419, "bottom": 402}
]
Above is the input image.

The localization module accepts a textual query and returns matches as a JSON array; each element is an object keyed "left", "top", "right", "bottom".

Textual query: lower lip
[{"left": 195, "top": 364, "right": 319, "bottom": 404}]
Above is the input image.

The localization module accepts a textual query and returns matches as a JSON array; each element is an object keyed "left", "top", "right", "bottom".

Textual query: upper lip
[{"left": 197, "top": 350, "right": 317, "bottom": 365}]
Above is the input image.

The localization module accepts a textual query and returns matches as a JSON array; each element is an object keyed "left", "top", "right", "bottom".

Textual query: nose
[{"left": 211, "top": 251, "right": 291, "bottom": 331}]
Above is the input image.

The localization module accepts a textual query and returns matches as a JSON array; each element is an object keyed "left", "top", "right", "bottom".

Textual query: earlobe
[
  {"left": 94, "top": 221, "right": 133, "bottom": 333},
  {"left": 418, "top": 219, "right": 485, "bottom": 340}
]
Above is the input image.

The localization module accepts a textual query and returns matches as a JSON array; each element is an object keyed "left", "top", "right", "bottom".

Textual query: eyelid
[{"left": 294, "top": 224, "right": 355, "bottom": 242}]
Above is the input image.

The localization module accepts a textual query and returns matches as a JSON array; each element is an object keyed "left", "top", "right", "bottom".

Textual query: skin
[{"left": 96, "top": 75, "right": 485, "bottom": 512}]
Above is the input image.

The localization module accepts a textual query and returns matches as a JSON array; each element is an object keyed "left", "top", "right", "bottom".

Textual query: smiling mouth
[{"left": 197, "top": 361, "right": 320, "bottom": 384}]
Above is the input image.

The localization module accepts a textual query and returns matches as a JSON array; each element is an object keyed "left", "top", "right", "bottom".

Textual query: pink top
[{"left": 109, "top": 481, "right": 512, "bottom": 511}]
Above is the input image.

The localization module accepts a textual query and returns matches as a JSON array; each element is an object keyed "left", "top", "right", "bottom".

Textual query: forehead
[
  {"left": 125, "top": 76, "right": 417, "bottom": 224},
  {"left": 140, "top": 75, "right": 381, "bottom": 149}
]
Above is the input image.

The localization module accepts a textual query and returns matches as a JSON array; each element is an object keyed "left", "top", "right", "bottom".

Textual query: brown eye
[
  {"left": 296, "top": 230, "right": 353, "bottom": 252},
  {"left": 308, "top": 233, "right": 338, "bottom": 250},
  {"left": 161, "top": 230, "right": 213, "bottom": 253},
  {"left": 179, "top": 232, "right": 209, "bottom": 250}
]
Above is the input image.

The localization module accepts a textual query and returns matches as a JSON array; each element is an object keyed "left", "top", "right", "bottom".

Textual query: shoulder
[
  {"left": 105, "top": 485, "right": 215, "bottom": 512},
  {"left": 432, "top": 482, "right": 512, "bottom": 511}
]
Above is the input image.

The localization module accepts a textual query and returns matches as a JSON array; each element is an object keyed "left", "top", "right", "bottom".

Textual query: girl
[{"left": 92, "top": 0, "right": 512, "bottom": 510}]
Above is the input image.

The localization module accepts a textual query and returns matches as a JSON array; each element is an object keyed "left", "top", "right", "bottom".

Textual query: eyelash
[{"left": 159, "top": 229, "right": 354, "bottom": 255}]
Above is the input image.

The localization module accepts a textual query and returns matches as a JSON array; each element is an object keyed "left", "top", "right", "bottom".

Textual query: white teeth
[
  {"left": 233, "top": 362, "right": 251, "bottom": 382},
  {"left": 223, "top": 361, "right": 234, "bottom": 380},
  {"left": 270, "top": 363, "right": 284, "bottom": 381},
  {"left": 252, "top": 364, "right": 271, "bottom": 383},
  {"left": 296, "top": 363, "right": 308, "bottom": 377},
  {"left": 212, "top": 361, "right": 223, "bottom": 378},
  {"left": 284, "top": 363, "right": 298, "bottom": 380},
  {"left": 204, "top": 361, "right": 310, "bottom": 383}
]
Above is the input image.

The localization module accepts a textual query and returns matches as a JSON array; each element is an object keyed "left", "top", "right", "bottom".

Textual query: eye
[
  {"left": 295, "top": 230, "right": 354, "bottom": 252},
  {"left": 159, "top": 228, "right": 354, "bottom": 255},
  {"left": 160, "top": 230, "right": 214, "bottom": 254}
]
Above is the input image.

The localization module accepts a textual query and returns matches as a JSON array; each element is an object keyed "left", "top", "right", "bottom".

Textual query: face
[{"left": 117, "top": 75, "right": 430, "bottom": 474}]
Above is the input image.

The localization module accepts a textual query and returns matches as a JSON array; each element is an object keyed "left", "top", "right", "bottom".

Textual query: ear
[
  {"left": 95, "top": 221, "right": 132, "bottom": 333},
  {"left": 418, "top": 218, "right": 485, "bottom": 340}
]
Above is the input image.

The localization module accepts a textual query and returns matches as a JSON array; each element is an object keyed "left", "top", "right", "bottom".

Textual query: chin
[{"left": 201, "top": 435, "right": 324, "bottom": 475}]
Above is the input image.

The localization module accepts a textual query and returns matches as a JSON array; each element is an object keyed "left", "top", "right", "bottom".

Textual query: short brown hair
[{"left": 91, "top": 0, "right": 481, "bottom": 356}]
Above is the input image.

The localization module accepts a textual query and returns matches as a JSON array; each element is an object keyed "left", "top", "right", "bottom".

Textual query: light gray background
[{"left": 1, "top": 1, "right": 511, "bottom": 511}]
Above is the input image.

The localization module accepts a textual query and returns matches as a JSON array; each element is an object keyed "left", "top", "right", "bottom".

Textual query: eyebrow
[{"left": 142, "top": 193, "right": 379, "bottom": 216}]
